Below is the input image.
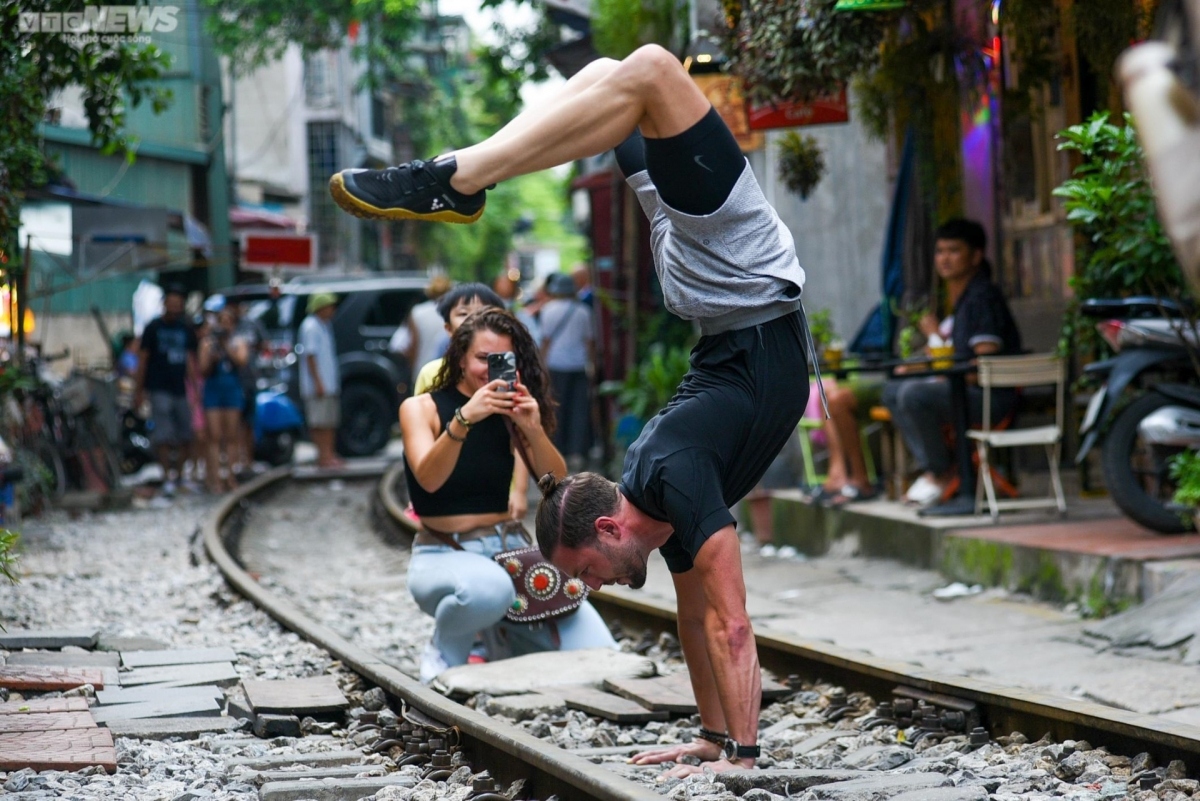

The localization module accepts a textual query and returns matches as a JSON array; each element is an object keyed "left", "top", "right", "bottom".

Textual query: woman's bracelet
[
  {"left": 453, "top": 407, "right": 473, "bottom": 429},
  {"left": 445, "top": 421, "right": 466, "bottom": 443}
]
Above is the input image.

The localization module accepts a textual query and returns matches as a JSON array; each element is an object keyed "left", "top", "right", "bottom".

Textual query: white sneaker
[
  {"left": 904, "top": 475, "right": 942, "bottom": 506},
  {"left": 758, "top": 544, "right": 778, "bottom": 558},
  {"left": 419, "top": 641, "right": 449, "bottom": 684}
]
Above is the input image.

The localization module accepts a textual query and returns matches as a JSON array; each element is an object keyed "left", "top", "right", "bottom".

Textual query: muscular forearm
[
  {"left": 677, "top": 611, "right": 727, "bottom": 733},
  {"left": 703, "top": 606, "right": 760, "bottom": 754}
]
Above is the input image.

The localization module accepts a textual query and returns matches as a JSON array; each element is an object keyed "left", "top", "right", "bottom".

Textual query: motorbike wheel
[
  {"left": 262, "top": 429, "right": 297, "bottom": 467},
  {"left": 1102, "top": 391, "right": 1196, "bottom": 534}
]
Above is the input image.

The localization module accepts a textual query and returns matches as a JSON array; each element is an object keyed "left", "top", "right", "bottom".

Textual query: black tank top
[{"left": 404, "top": 388, "right": 513, "bottom": 517}]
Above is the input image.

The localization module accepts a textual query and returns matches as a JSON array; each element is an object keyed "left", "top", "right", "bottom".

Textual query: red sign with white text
[{"left": 747, "top": 88, "right": 850, "bottom": 130}]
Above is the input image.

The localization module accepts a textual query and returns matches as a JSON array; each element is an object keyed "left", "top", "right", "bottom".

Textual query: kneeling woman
[{"left": 401, "top": 308, "right": 615, "bottom": 682}]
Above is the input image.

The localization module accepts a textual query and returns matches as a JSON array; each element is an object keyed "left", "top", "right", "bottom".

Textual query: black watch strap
[{"left": 723, "top": 739, "right": 761, "bottom": 760}]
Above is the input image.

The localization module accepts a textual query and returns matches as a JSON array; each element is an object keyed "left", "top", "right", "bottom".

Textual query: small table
[{"left": 884, "top": 360, "right": 979, "bottom": 517}]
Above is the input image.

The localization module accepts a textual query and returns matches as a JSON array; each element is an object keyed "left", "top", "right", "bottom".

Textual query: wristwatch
[{"left": 723, "top": 738, "right": 761, "bottom": 761}]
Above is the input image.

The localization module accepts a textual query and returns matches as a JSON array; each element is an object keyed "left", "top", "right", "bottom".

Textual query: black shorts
[
  {"left": 622, "top": 310, "right": 811, "bottom": 572},
  {"left": 613, "top": 106, "right": 744, "bottom": 216}
]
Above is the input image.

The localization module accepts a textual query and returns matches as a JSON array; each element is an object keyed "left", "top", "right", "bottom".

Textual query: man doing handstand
[{"left": 330, "top": 46, "right": 813, "bottom": 777}]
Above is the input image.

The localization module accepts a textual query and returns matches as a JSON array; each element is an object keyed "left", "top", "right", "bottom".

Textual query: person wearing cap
[
  {"left": 136, "top": 283, "right": 199, "bottom": 499},
  {"left": 299, "top": 292, "right": 343, "bottom": 469}
]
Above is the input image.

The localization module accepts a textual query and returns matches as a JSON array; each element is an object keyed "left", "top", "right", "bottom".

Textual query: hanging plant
[
  {"left": 724, "top": 0, "right": 886, "bottom": 104},
  {"left": 777, "top": 132, "right": 826, "bottom": 199}
]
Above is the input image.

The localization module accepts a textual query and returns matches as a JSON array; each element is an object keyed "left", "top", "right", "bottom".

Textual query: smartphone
[{"left": 487, "top": 351, "right": 518, "bottom": 390}]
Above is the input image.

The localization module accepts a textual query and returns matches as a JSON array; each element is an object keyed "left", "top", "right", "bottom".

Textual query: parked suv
[{"left": 223, "top": 274, "right": 428, "bottom": 457}]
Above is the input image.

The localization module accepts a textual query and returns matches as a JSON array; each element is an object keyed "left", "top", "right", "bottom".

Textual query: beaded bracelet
[
  {"left": 445, "top": 422, "right": 466, "bottom": 443},
  {"left": 453, "top": 406, "right": 473, "bottom": 429},
  {"left": 696, "top": 727, "right": 728, "bottom": 746}
]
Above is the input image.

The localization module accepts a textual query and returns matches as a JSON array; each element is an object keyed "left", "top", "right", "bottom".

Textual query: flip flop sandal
[
  {"left": 800, "top": 485, "right": 839, "bottom": 505},
  {"left": 828, "top": 485, "right": 881, "bottom": 507}
]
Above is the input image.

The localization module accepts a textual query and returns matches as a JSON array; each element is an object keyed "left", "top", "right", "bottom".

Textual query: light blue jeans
[{"left": 408, "top": 530, "right": 616, "bottom": 666}]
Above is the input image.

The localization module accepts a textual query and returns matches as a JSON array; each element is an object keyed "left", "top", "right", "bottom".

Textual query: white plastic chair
[{"left": 969, "top": 353, "right": 1068, "bottom": 521}]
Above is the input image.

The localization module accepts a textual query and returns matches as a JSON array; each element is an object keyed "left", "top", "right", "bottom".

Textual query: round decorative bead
[
  {"left": 511, "top": 595, "right": 528, "bottom": 613},
  {"left": 563, "top": 578, "right": 585, "bottom": 599},
  {"left": 526, "top": 565, "right": 559, "bottom": 600},
  {"left": 504, "top": 558, "right": 522, "bottom": 576}
]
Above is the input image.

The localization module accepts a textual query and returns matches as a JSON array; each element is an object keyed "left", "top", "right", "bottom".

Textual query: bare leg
[
  {"left": 747, "top": 495, "right": 773, "bottom": 545},
  {"left": 828, "top": 388, "right": 870, "bottom": 490},
  {"left": 205, "top": 410, "right": 222, "bottom": 493},
  {"left": 450, "top": 45, "right": 711, "bottom": 194}
]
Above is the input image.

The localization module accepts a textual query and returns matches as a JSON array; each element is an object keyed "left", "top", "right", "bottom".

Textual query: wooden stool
[{"left": 870, "top": 405, "right": 907, "bottom": 500}]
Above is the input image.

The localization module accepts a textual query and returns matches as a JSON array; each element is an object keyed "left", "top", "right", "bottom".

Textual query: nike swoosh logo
[{"left": 694, "top": 155, "right": 713, "bottom": 173}]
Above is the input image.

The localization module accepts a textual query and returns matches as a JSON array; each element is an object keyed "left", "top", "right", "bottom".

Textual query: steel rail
[
  {"left": 373, "top": 467, "right": 1200, "bottom": 772},
  {"left": 204, "top": 466, "right": 661, "bottom": 801}
]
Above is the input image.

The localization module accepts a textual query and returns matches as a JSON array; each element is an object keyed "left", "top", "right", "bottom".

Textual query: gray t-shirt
[
  {"left": 539, "top": 298, "right": 593, "bottom": 372},
  {"left": 627, "top": 162, "right": 805, "bottom": 335},
  {"left": 298, "top": 315, "right": 340, "bottom": 398}
]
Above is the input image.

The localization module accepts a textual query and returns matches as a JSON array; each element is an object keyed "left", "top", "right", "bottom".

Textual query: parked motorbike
[
  {"left": 118, "top": 386, "right": 304, "bottom": 474},
  {"left": 1077, "top": 297, "right": 1200, "bottom": 533},
  {"left": 253, "top": 385, "right": 304, "bottom": 467}
]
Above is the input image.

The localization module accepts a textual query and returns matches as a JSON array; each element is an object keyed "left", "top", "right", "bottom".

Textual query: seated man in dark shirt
[{"left": 883, "top": 218, "right": 1023, "bottom": 506}]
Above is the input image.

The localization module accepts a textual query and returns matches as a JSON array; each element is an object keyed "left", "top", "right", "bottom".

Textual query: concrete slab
[
  {"left": 243, "top": 765, "right": 387, "bottom": 784},
  {"left": 92, "top": 695, "right": 222, "bottom": 723},
  {"left": 719, "top": 770, "right": 875, "bottom": 796},
  {"left": 0, "top": 727, "right": 116, "bottom": 773},
  {"left": 792, "top": 730, "right": 858, "bottom": 755},
  {"left": 105, "top": 716, "right": 242, "bottom": 740},
  {"left": 242, "top": 676, "right": 348, "bottom": 716},
  {"left": 889, "top": 789, "right": 987, "bottom": 801},
  {"left": 253, "top": 713, "right": 302, "bottom": 738},
  {"left": 120, "top": 647, "right": 238, "bottom": 668},
  {"left": 807, "top": 772, "right": 950, "bottom": 799},
  {"left": 96, "top": 684, "right": 223, "bottom": 705},
  {"left": 223, "top": 750, "right": 367, "bottom": 772},
  {"left": 259, "top": 775, "right": 416, "bottom": 801},
  {"left": 433, "top": 648, "right": 656, "bottom": 696},
  {"left": 119, "top": 662, "right": 240, "bottom": 688},
  {"left": 482, "top": 693, "right": 566, "bottom": 721},
  {"left": 96, "top": 635, "right": 169, "bottom": 652},
  {"left": 560, "top": 687, "right": 669, "bottom": 723},
  {"left": 1143, "top": 559, "right": 1200, "bottom": 600},
  {"left": 5, "top": 651, "right": 120, "bottom": 668},
  {"left": 0, "top": 628, "right": 100, "bottom": 649},
  {"left": 569, "top": 744, "right": 673, "bottom": 757}
]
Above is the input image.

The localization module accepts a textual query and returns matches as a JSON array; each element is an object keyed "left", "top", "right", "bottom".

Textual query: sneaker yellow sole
[{"left": 328, "top": 173, "right": 484, "bottom": 224}]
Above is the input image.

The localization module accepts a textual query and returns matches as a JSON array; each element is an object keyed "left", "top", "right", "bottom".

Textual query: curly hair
[{"left": 430, "top": 307, "right": 558, "bottom": 436}]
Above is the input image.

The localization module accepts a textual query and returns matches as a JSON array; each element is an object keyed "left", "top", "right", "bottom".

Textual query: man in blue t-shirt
[{"left": 136, "top": 284, "right": 198, "bottom": 498}]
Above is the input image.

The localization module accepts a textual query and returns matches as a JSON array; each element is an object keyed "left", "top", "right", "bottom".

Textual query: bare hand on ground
[{"left": 631, "top": 740, "right": 721, "bottom": 767}]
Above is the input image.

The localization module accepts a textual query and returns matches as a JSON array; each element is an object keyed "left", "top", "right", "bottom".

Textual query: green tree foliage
[
  {"left": 1053, "top": 112, "right": 1194, "bottom": 361},
  {"left": 0, "top": 529, "right": 18, "bottom": 586},
  {"left": 0, "top": 2, "right": 172, "bottom": 261},
  {"left": 725, "top": 0, "right": 884, "bottom": 104},
  {"left": 592, "top": 0, "right": 689, "bottom": 58}
]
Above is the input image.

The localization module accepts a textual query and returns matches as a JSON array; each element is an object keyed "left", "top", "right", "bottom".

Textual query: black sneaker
[{"left": 328, "top": 156, "right": 486, "bottom": 223}]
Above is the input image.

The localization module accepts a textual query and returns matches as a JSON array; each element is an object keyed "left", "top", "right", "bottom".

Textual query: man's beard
[{"left": 614, "top": 544, "right": 647, "bottom": 590}]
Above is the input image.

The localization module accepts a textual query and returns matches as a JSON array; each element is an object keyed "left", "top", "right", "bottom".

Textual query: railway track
[{"left": 206, "top": 463, "right": 1200, "bottom": 801}]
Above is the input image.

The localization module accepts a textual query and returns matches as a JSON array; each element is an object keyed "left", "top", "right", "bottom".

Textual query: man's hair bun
[{"left": 537, "top": 473, "right": 559, "bottom": 497}]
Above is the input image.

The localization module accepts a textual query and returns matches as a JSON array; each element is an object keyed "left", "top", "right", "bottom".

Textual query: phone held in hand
[{"left": 487, "top": 351, "right": 518, "bottom": 390}]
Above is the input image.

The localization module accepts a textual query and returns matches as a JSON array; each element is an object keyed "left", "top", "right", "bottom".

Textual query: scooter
[
  {"left": 253, "top": 385, "right": 305, "bottom": 467},
  {"left": 118, "top": 386, "right": 304, "bottom": 473},
  {"left": 1077, "top": 297, "right": 1200, "bottom": 533}
]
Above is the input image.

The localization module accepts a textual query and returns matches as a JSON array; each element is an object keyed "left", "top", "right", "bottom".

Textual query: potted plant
[
  {"left": 777, "top": 133, "right": 827, "bottom": 200},
  {"left": 1169, "top": 450, "right": 1200, "bottom": 530}
]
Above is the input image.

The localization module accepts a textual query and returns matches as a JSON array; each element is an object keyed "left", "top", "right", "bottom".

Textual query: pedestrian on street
[
  {"left": 299, "top": 292, "right": 343, "bottom": 469},
  {"left": 328, "top": 46, "right": 817, "bottom": 775},
  {"left": 539, "top": 272, "right": 594, "bottom": 473},
  {"left": 390, "top": 275, "right": 452, "bottom": 377},
  {"left": 200, "top": 306, "right": 250, "bottom": 492},
  {"left": 135, "top": 284, "right": 199, "bottom": 500}
]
